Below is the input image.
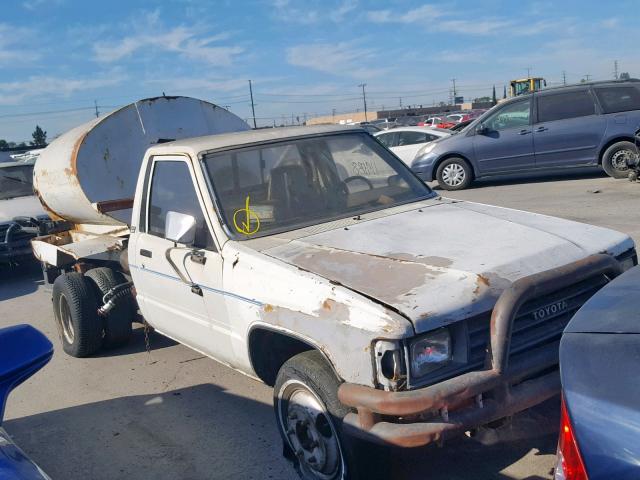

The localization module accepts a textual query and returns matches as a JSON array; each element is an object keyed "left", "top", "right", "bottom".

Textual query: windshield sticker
[{"left": 233, "top": 195, "right": 261, "bottom": 236}]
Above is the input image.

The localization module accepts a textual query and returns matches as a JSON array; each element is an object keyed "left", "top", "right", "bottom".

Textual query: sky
[{"left": 1, "top": 0, "right": 639, "bottom": 143}]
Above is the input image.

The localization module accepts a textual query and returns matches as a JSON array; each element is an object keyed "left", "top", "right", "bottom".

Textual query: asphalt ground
[{"left": 1, "top": 168, "right": 638, "bottom": 480}]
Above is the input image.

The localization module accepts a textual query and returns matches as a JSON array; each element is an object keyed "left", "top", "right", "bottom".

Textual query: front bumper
[
  {"left": 337, "top": 254, "right": 623, "bottom": 448},
  {"left": 411, "top": 153, "right": 438, "bottom": 182}
]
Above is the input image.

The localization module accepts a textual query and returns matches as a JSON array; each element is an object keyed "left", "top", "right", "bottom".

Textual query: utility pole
[
  {"left": 94, "top": 100, "right": 99, "bottom": 118},
  {"left": 399, "top": 97, "right": 402, "bottom": 108},
  {"left": 526, "top": 67, "right": 532, "bottom": 77},
  {"left": 248, "top": 80, "right": 257, "bottom": 129},
  {"left": 562, "top": 71, "right": 567, "bottom": 86},
  {"left": 332, "top": 108, "right": 336, "bottom": 123},
  {"left": 358, "top": 83, "right": 368, "bottom": 122},
  {"left": 584, "top": 74, "right": 592, "bottom": 82},
  {"left": 451, "top": 78, "right": 457, "bottom": 97},
  {"left": 614, "top": 60, "right": 619, "bottom": 80}
]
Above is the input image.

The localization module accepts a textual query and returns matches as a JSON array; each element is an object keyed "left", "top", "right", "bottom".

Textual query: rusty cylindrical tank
[{"left": 34, "top": 96, "right": 249, "bottom": 226}]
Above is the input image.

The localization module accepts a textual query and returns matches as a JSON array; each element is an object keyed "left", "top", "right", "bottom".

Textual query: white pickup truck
[{"left": 32, "top": 97, "right": 636, "bottom": 480}]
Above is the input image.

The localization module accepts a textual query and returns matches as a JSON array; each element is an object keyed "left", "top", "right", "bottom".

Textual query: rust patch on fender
[
  {"left": 322, "top": 299, "right": 333, "bottom": 310},
  {"left": 473, "top": 274, "right": 490, "bottom": 295},
  {"left": 263, "top": 304, "right": 274, "bottom": 313}
]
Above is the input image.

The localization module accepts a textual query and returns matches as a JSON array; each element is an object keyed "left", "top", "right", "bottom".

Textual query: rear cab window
[
  {"left": 594, "top": 86, "right": 640, "bottom": 113},
  {"left": 536, "top": 89, "right": 596, "bottom": 123}
]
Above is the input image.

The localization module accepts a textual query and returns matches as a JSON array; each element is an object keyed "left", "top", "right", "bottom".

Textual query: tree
[
  {"left": 503, "top": 85, "right": 507, "bottom": 99},
  {"left": 620, "top": 72, "right": 631, "bottom": 80},
  {"left": 492, "top": 85, "right": 497, "bottom": 105},
  {"left": 0, "top": 139, "right": 7, "bottom": 149},
  {"left": 31, "top": 125, "right": 47, "bottom": 146},
  {"left": 473, "top": 96, "right": 492, "bottom": 103}
]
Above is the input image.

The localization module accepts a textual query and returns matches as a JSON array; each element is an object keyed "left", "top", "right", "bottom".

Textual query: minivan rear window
[
  {"left": 537, "top": 90, "right": 595, "bottom": 123},
  {"left": 594, "top": 86, "right": 640, "bottom": 114}
]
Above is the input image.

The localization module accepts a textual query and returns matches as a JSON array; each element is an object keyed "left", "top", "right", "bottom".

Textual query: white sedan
[{"left": 374, "top": 126, "right": 451, "bottom": 165}]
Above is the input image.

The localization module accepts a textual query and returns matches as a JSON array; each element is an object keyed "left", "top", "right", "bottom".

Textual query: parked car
[
  {"left": 412, "top": 80, "right": 640, "bottom": 190},
  {"left": 417, "top": 116, "right": 443, "bottom": 128},
  {"left": 358, "top": 123, "right": 382, "bottom": 134},
  {"left": 32, "top": 98, "right": 637, "bottom": 480},
  {"left": 449, "top": 119, "right": 474, "bottom": 132},
  {"left": 0, "top": 324, "right": 53, "bottom": 479},
  {"left": 374, "top": 126, "right": 451, "bottom": 164},
  {"left": 0, "top": 158, "right": 58, "bottom": 267},
  {"left": 557, "top": 262, "right": 640, "bottom": 480}
]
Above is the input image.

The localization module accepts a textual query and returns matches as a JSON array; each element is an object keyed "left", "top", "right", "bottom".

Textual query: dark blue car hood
[{"left": 564, "top": 266, "right": 640, "bottom": 333}]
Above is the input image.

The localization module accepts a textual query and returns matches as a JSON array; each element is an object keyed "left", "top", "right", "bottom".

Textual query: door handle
[
  {"left": 535, "top": 127, "right": 548, "bottom": 132},
  {"left": 519, "top": 129, "right": 531, "bottom": 135},
  {"left": 140, "top": 249, "right": 152, "bottom": 258}
]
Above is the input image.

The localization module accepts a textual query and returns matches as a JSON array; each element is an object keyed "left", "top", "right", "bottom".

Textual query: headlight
[
  {"left": 410, "top": 329, "right": 451, "bottom": 377},
  {"left": 415, "top": 142, "right": 437, "bottom": 158}
]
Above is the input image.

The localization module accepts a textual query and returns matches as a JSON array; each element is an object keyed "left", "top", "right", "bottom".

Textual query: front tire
[
  {"left": 602, "top": 141, "right": 638, "bottom": 178},
  {"left": 436, "top": 157, "right": 473, "bottom": 190},
  {"left": 52, "top": 272, "right": 102, "bottom": 357}
]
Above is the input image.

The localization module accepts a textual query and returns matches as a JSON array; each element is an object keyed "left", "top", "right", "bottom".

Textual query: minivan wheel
[
  {"left": 436, "top": 157, "right": 473, "bottom": 190},
  {"left": 602, "top": 141, "right": 638, "bottom": 179}
]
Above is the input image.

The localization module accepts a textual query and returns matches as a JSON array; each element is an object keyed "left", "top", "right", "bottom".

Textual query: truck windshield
[
  {"left": 0, "top": 164, "right": 35, "bottom": 200},
  {"left": 203, "top": 132, "right": 434, "bottom": 239}
]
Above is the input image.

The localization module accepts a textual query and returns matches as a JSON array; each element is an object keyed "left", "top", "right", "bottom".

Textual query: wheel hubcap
[
  {"left": 442, "top": 163, "right": 466, "bottom": 186},
  {"left": 279, "top": 381, "right": 343, "bottom": 479},
  {"left": 611, "top": 150, "right": 633, "bottom": 171},
  {"left": 58, "top": 294, "right": 75, "bottom": 344}
]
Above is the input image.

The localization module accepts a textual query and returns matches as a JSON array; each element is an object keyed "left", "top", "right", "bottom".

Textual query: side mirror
[
  {"left": 476, "top": 124, "right": 489, "bottom": 135},
  {"left": 165, "top": 211, "right": 196, "bottom": 246},
  {"left": 0, "top": 325, "right": 53, "bottom": 423}
]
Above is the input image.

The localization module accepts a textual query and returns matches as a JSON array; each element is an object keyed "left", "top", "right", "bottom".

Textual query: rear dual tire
[{"left": 52, "top": 268, "right": 133, "bottom": 357}]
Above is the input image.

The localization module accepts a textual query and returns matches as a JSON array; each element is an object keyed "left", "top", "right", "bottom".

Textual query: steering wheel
[{"left": 342, "top": 175, "right": 374, "bottom": 192}]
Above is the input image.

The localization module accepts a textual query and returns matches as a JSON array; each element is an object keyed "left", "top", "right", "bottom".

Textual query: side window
[
  {"left": 148, "top": 161, "right": 214, "bottom": 249},
  {"left": 484, "top": 100, "right": 531, "bottom": 131},
  {"left": 537, "top": 90, "right": 595, "bottom": 123},
  {"left": 397, "top": 131, "right": 427, "bottom": 146},
  {"left": 594, "top": 86, "right": 640, "bottom": 114},
  {"left": 376, "top": 132, "right": 396, "bottom": 148}
]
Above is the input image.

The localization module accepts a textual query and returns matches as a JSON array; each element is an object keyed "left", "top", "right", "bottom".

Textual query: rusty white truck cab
[{"left": 33, "top": 109, "right": 637, "bottom": 479}]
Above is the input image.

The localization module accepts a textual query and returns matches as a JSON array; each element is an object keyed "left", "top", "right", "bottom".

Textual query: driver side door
[
  {"left": 473, "top": 98, "right": 535, "bottom": 174},
  {"left": 131, "top": 156, "right": 232, "bottom": 360}
]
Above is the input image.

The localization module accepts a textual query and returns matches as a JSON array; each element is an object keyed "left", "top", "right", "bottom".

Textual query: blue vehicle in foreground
[
  {"left": 0, "top": 325, "right": 53, "bottom": 480},
  {"left": 556, "top": 265, "right": 640, "bottom": 480},
  {"left": 411, "top": 79, "right": 640, "bottom": 190}
]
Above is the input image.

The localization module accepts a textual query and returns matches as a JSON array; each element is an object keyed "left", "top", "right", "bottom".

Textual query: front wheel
[
  {"left": 274, "top": 351, "right": 389, "bottom": 480},
  {"left": 602, "top": 141, "right": 638, "bottom": 179},
  {"left": 436, "top": 157, "right": 473, "bottom": 190}
]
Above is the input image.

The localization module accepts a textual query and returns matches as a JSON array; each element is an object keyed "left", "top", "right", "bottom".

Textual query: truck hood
[
  {"left": 0, "top": 195, "right": 45, "bottom": 223},
  {"left": 263, "top": 201, "right": 633, "bottom": 333}
]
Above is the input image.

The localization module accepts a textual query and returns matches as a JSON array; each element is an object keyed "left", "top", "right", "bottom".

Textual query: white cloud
[
  {"left": 93, "top": 10, "right": 243, "bottom": 66},
  {"left": 0, "top": 74, "right": 126, "bottom": 105},
  {"left": 367, "top": 5, "right": 446, "bottom": 24},
  {"left": 601, "top": 17, "right": 620, "bottom": 29},
  {"left": 287, "top": 42, "right": 384, "bottom": 79},
  {"left": 271, "top": 0, "right": 358, "bottom": 24},
  {"left": 22, "top": 0, "right": 64, "bottom": 10},
  {"left": 0, "top": 24, "right": 39, "bottom": 65}
]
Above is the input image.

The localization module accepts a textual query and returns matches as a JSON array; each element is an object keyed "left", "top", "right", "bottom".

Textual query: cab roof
[{"left": 145, "top": 124, "right": 363, "bottom": 157}]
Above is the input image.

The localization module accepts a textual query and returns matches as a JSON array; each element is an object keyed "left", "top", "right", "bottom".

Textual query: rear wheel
[
  {"left": 436, "top": 157, "right": 473, "bottom": 190},
  {"left": 52, "top": 272, "right": 102, "bottom": 357},
  {"left": 86, "top": 267, "right": 133, "bottom": 348},
  {"left": 602, "top": 141, "right": 638, "bottom": 178}
]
